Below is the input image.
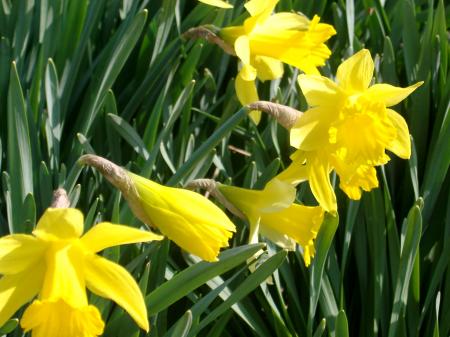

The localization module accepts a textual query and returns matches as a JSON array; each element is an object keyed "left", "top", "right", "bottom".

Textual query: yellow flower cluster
[
  {"left": 0, "top": 2, "right": 424, "bottom": 336},
  {"left": 278, "top": 50, "right": 422, "bottom": 212},
  {"left": 220, "top": 0, "right": 336, "bottom": 123}
]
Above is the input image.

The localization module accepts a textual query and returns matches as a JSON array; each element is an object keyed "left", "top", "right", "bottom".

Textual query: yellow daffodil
[
  {"left": 198, "top": 0, "right": 233, "bottom": 8},
  {"left": 0, "top": 207, "right": 163, "bottom": 337},
  {"left": 214, "top": 178, "right": 324, "bottom": 266},
  {"left": 79, "top": 155, "right": 236, "bottom": 262},
  {"left": 220, "top": 0, "right": 336, "bottom": 123},
  {"left": 279, "top": 49, "right": 423, "bottom": 212}
]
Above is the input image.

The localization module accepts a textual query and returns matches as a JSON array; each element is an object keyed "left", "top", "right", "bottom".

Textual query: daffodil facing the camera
[
  {"left": 188, "top": 178, "right": 324, "bottom": 266},
  {"left": 0, "top": 207, "right": 163, "bottom": 337},
  {"left": 79, "top": 155, "right": 236, "bottom": 262},
  {"left": 220, "top": 0, "right": 336, "bottom": 123},
  {"left": 279, "top": 49, "right": 423, "bottom": 212}
]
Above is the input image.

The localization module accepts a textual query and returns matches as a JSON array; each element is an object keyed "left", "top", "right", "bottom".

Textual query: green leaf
[
  {"left": 44, "top": 58, "right": 62, "bottom": 169},
  {"left": 190, "top": 250, "right": 288, "bottom": 335},
  {"left": 167, "top": 106, "right": 249, "bottom": 186},
  {"left": 107, "top": 113, "right": 150, "bottom": 160},
  {"left": 147, "top": 243, "right": 264, "bottom": 315},
  {"left": 0, "top": 318, "right": 19, "bottom": 334},
  {"left": 388, "top": 201, "right": 422, "bottom": 337},
  {"left": 165, "top": 310, "right": 192, "bottom": 337},
  {"left": 308, "top": 213, "right": 339, "bottom": 335},
  {"left": 7, "top": 62, "right": 33, "bottom": 232},
  {"left": 75, "top": 9, "right": 148, "bottom": 142},
  {"left": 335, "top": 310, "right": 349, "bottom": 337}
]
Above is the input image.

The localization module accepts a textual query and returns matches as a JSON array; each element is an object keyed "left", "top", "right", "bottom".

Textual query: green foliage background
[{"left": 0, "top": 0, "right": 449, "bottom": 336}]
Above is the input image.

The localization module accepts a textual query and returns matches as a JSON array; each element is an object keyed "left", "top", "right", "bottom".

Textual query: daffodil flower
[
  {"left": 79, "top": 155, "right": 236, "bottom": 262},
  {"left": 220, "top": 0, "right": 336, "bottom": 123},
  {"left": 198, "top": 0, "right": 233, "bottom": 8},
  {"left": 279, "top": 49, "right": 423, "bottom": 212},
  {"left": 205, "top": 178, "right": 324, "bottom": 266},
  {"left": 0, "top": 207, "right": 163, "bottom": 337}
]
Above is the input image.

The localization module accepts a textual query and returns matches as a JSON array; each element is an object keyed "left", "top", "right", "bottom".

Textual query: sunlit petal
[
  {"left": 81, "top": 223, "right": 163, "bottom": 253},
  {"left": 366, "top": 81, "right": 423, "bottom": 107},
  {"left": 33, "top": 208, "right": 84, "bottom": 241},
  {"left": 84, "top": 254, "right": 149, "bottom": 332},
  {"left": 386, "top": 109, "right": 411, "bottom": 159},
  {"left": 253, "top": 56, "right": 283, "bottom": 81},
  {"left": 336, "top": 49, "right": 374, "bottom": 92},
  {"left": 0, "top": 234, "right": 46, "bottom": 274},
  {"left": 298, "top": 74, "right": 340, "bottom": 107},
  {"left": 235, "top": 74, "right": 260, "bottom": 124},
  {"left": 0, "top": 263, "right": 44, "bottom": 327},
  {"left": 309, "top": 159, "right": 337, "bottom": 213}
]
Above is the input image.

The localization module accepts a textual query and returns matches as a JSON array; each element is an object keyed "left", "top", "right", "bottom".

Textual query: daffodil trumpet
[
  {"left": 187, "top": 178, "right": 324, "bottom": 266},
  {"left": 0, "top": 198, "right": 163, "bottom": 337},
  {"left": 79, "top": 154, "right": 236, "bottom": 262}
]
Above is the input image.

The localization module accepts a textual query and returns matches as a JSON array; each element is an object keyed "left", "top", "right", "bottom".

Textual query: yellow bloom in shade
[
  {"left": 129, "top": 173, "right": 236, "bottom": 262},
  {"left": 198, "top": 0, "right": 233, "bottom": 8},
  {"left": 279, "top": 49, "right": 423, "bottom": 212},
  {"left": 0, "top": 207, "right": 163, "bottom": 337},
  {"left": 216, "top": 178, "right": 324, "bottom": 266},
  {"left": 220, "top": 0, "right": 336, "bottom": 123},
  {"left": 78, "top": 155, "right": 236, "bottom": 263}
]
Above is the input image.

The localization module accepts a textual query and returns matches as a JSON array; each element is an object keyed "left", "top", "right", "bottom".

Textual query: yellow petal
[
  {"left": 0, "top": 263, "right": 44, "bottom": 327},
  {"left": 219, "top": 178, "right": 296, "bottom": 218},
  {"left": 235, "top": 73, "right": 260, "bottom": 124},
  {"left": 366, "top": 81, "right": 423, "bottom": 107},
  {"left": 84, "top": 254, "right": 149, "bottom": 332},
  {"left": 235, "top": 36, "right": 251, "bottom": 69},
  {"left": 259, "top": 225, "right": 296, "bottom": 250},
  {"left": 81, "top": 223, "right": 164, "bottom": 253},
  {"left": 309, "top": 157, "right": 337, "bottom": 212},
  {"left": 244, "top": 0, "right": 278, "bottom": 18},
  {"left": 290, "top": 106, "right": 335, "bottom": 150},
  {"left": 297, "top": 74, "right": 340, "bottom": 107},
  {"left": 275, "top": 158, "right": 309, "bottom": 186},
  {"left": 21, "top": 299, "right": 104, "bottom": 337},
  {"left": 130, "top": 173, "right": 236, "bottom": 262},
  {"left": 386, "top": 109, "right": 411, "bottom": 159},
  {"left": 263, "top": 12, "right": 310, "bottom": 31},
  {"left": 198, "top": 0, "right": 232, "bottom": 8},
  {"left": 33, "top": 208, "right": 84, "bottom": 241},
  {"left": 0, "top": 234, "right": 46, "bottom": 274},
  {"left": 261, "top": 204, "right": 323, "bottom": 245},
  {"left": 39, "top": 244, "right": 87, "bottom": 306},
  {"left": 253, "top": 56, "right": 283, "bottom": 81},
  {"left": 336, "top": 49, "right": 374, "bottom": 93},
  {"left": 260, "top": 204, "right": 324, "bottom": 263}
]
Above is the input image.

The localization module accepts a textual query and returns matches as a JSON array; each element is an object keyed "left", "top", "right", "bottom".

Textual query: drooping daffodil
[
  {"left": 0, "top": 207, "right": 163, "bottom": 337},
  {"left": 220, "top": 0, "right": 336, "bottom": 123},
  {"left": 278, "top": 49, "right": 423, "bottom": 212},
  {"left": 198, "top": 0, "right": 233, "bottom": 8},
  {"left": 79, "top": 155, "right": 236, "bottom": 262},
  {"left": 188, "top": 178, "right": 324, "bottom": 266}
]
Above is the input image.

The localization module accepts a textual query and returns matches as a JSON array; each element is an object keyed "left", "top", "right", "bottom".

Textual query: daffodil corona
[
  {"left": 220, "top": 0, "right": 336, "bottom": 123},
  {"left": 79, "top": 155, "right": 236, "bottom": 262},
  {"left": 0, "top": 207, "right": 163, "bottom": 337},
  {"left": 279, "top": 49, "right": 423, "bottom": 212}
]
